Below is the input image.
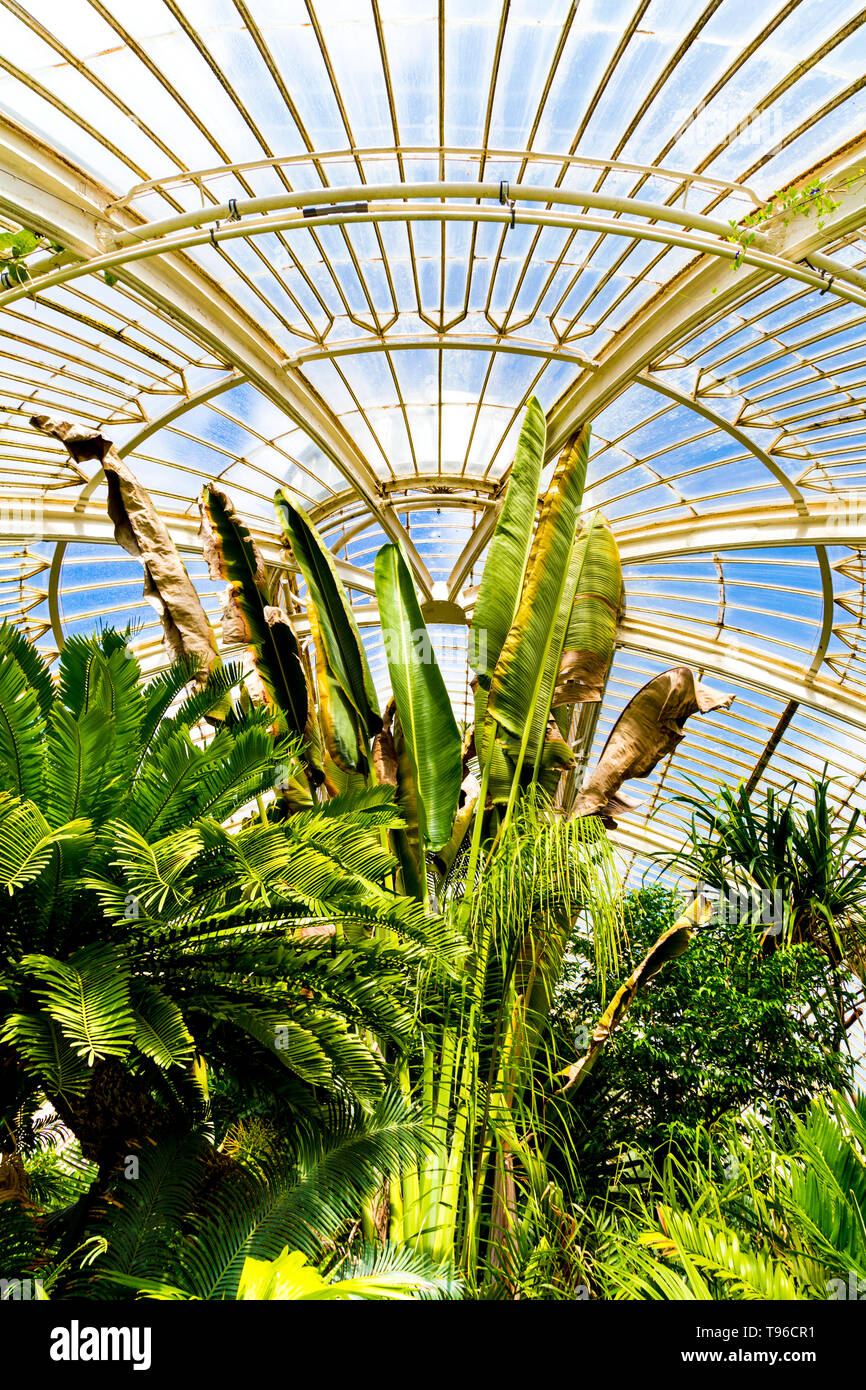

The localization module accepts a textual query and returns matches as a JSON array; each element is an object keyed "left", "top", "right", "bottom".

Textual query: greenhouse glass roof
[{"left": 0, "top": 0, "right": 865, "bottom": 867}]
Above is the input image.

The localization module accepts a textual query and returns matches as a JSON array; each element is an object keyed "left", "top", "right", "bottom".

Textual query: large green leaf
[
  {"left": 554, "top": 512, "right": 623, "bottom": 707},
  {"left": 200, "top": 484, "right": 309, "bottom": 739},
  {"left": 275, "top": 489, "right": 380, "bottom": 769},
  {"left": 308, "top": 601, "right": 367, "bottom": 774},
  {"left": 470, "top": 396, "right": 546, "bottom": 688},
  {"left": 374, "top": 544, "right": 462, "bottom": 851},
  {"left": 486, "top": 424, "right": 591, "bottom": 768}
]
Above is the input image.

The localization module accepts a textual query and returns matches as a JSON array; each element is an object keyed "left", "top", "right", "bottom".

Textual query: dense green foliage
[
  {"left": 0, "top": 625, "right": 451, "bottom": 1179},
  {"left": 2, "top": 395, "right": 864, "bottom": 1302},
  {"left": 554, "top": 886, "right": 854, "bottom": 1191},
  {"left": 593, "top": 1090, "right": 866, "bottom": 1300}
]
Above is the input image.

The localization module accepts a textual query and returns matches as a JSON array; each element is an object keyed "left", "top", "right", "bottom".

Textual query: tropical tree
[
  {"left": 208, "top": 400, "right": 732, "bottom": 1288},
  {"left": 29, "top": 401, "right": 739, "bottom": 1298},
  {"left": 0, "top": 625, "right": 449, "bottom": 1176},
  {"left": 657, "top": 777, "right": 866, "bottom": 978},
  {"left": 550, "top": 885, "right": 855, "bottom": 1192}
]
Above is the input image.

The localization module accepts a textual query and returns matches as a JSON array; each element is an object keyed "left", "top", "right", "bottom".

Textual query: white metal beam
[
  {"left": 614, "top": 498, "right": 866, "bottom": 563},
  {"left": 546, "top": 146, "right": 866, "bottom": 458},
  {"left": 0, "top": 114, "right": 432, "bottom": 596},
  {"left": 36, "top": 498, "right": 376, "bottom": 595}
]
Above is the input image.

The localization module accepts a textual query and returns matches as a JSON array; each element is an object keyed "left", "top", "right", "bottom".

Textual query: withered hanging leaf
[
  {"left": 556, "top": 895, "right": 712, "bottom": 1094},
  {"left": 371, "top": 698, "right": 399, "bottom": 788},
  {"left": 574, "top": 666, "right": 734, "bottom": 826},
  {"left": 31, "top": 416, "right": 218, "bottom": 678},
  {"left": 199, "top": 483, "right": 313, "bottom": 748},
  {"left": 486, "top": 424, "right": 590, "bottom": 764},
  {"left": 372, "top": 698, "right": 424, "bottom": 899}
]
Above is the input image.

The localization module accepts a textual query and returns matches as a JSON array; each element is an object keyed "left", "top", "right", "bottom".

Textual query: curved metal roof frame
[{"left": 0, "top": 0, "right": 865, "bottom": 872}]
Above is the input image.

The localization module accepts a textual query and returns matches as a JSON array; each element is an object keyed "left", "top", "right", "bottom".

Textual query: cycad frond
[
  {"left": 641, "top": 1207, "right": 805, "bottom": 1300},
  {"left": 0, "top": 1010, "right": 90, "bottom": 1096},
  {"left": 125, "top": 728, "right": 233, "bottom": 838},
  {"left": 178, "top": 1089, "right": 429, "bottom": 1296},
  {"left": 327, "top": 1241, "right": 462, "bottom": 1300},
  {"left": 20, "top": 944, "right": 135, "bottom": 1066},
  {"left": 0, "top": 620, "right": 54, "bottom": 722},
  {"left": 91, "top": 821, "right": 203, "bottom": 914},
  {"left": 79, "top": 1129, "right": 209, "bottom": 1296},
  {"left": 0, "top": 644, "right": 45, "bottom": 800},
  {"left": 43, "top": 704, "right": 115, "bottom": 827},
  {"left": 189, "top": 723, "right": 280, "bottom": 824},
  {"left": 0, "top": 795, "right": 91, "bottom": 894},
  {"left": 131, "top": 982, "right": 196, "bottom": 1070}
]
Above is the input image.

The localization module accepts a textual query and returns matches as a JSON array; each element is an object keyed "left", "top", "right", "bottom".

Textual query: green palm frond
[
  {"left": 0, "top": 1199, "right": 45, "bottom": 1284},
  {"left": 137, "top": 655, "right": 203, "bottom": 752},
  {"left": 124, "top": 727, "right": 235, "bottom": 838},
  {"left": 175, "top": 1089, "right": 429, "bottom": 1297},
  {"left": 188, "top": 723, "right": 280, "bottom": 824},
  {"left": 0, "top": 1010, "right": 90, "bottom": 1096},
  {"left": 0, "top": 795, "right": 91, "bottom": 893},
  {"left": 327, "top": 1241, "right": 462, "bottom": 1300},
  {"left": 169, "top": 659, "right": 247, "bottom": 733},
  {"left": 78, "top": 1129, "right": 209, "bottom": 1296},
  {"left": 20, "top": 944, "right": 135, "bottom": 1067},
  {"left": 0, "top": 625, "right": 458, "bottom": 1126},
  {"left": 0, "top": 643, "right": 46, "bottom": 800},
  {"left": 131, "top": 982, "right": 196, "bottom": 1070},
  {"left": 90, "top": 821, "right": 203, "bottom": 914},
  {"left": 640, "top": 1207, "right": 805, "bottom": 1300},
  {"left": 212, "top": 1005, "right": 336, "bottom": 1088},
  {"left": 288, "top": 795, "right": 400, "bottom": 883},
  {"left": 0, "top": 620, "right": 54, "bottom": 723},
  {"left": 43, "top": 704, "right": 116, "bottom": 826}
]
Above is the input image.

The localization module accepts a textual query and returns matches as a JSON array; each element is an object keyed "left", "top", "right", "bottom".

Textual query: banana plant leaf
[
  {"left": 372, "top": 699, "right": 425, "bottom": 900},
  {"left": 574, "top": 666, "right": 735, "bottom": 826},
  {"left": 306, "top": 599, "right": 369, "bottom": 774},
  {"left": 486, "top": 424, "right": 591, "bottom": 772},
  {"left": 31, "top": 416, "right": 219, "bottom": 680},
  {"left": 554, "top": 512, "right": 623, "bottom": 706},
  {"left": 199, "top": 485, "right": 311, "bottom": 745},
  {"left": 275, "top": 490, "right": 380, "bottom": 769},
  {"left": 556, "top": 896, "right": 712, "bottom": 1093},
  {"left": 374, "top": 544, "right": 462, "bottom": 852},
  {"left": 473, "top": 681, "right": 519, "bottom": 803},
  {"left": 470, "top": 395, "right": 545, "bottom": 689}
]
